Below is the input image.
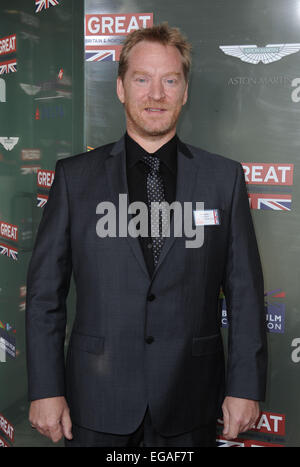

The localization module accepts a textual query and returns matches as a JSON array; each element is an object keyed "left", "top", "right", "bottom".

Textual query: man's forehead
[
  {"left": 126, "top": 41, "right": 184, "bottom": 72},
  {"left": 129, "top": 41, "right": 181, "bottom": 59}
]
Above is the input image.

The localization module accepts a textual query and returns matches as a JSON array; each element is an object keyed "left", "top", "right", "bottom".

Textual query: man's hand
[
  {"left": 29, "top": 396, "right": 73, "bottom": 443},
  {"left": 222, "top": 396, "right": 260, "bottom": 440}
]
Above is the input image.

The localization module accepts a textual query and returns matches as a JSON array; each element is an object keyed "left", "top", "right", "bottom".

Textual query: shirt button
[
  {"left": 145, "top": 336, "right": 154, "bottom": 344},
  {"left": 147, "top": 294, "right": 156, "bottom": 301},
  {"left": 147, "top": 243, "right": 152, "bottom": 249}
]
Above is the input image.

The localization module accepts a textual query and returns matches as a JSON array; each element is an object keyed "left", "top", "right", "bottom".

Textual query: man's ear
[
  {"left": 183, "top": 81, "right": 189, "bottom": 106},
  {"left": 116, "top": 76, "right": 125, "bottom": 104}
]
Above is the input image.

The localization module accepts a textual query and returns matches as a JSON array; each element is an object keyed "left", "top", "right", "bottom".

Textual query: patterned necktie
[{"left": 142, "top": 154, "right": 168, "bottom": 267}]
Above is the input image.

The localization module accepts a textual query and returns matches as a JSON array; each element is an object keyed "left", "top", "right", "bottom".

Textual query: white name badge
[{"left": 193, "top": 209, "right": 220, "bottom": 226}]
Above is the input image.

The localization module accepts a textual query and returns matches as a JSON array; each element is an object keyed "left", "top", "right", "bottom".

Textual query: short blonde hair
[{"left": 118, "top": 22, "right": 192, "bottom": 82}]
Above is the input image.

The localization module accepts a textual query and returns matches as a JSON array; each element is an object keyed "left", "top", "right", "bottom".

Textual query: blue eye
[
  {"left": 164, "top": 78, "right": 177, "bottom": 85},
  {"left": 135, "top": 77, "right": 148, "bottom": 84}
]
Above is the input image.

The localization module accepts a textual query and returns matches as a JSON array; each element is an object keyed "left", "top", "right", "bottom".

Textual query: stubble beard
[{"left": 124, "top": 102, "right": 182, "bottom": 138}]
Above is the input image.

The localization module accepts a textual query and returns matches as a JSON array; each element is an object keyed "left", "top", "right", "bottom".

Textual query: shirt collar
[{"left": 125, "top": 132, "right": 177, "bottom": 175}]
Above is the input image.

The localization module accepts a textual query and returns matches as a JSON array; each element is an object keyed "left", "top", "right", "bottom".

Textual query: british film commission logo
[
  {"left": 95, "top": 195, "right": 206, "bottom": 249},
  {"left": 220, "top": 288, "right": 286, "bottom": 333},
  {"left": 219, "top": 43, "right": 300, "bottom": 64}
]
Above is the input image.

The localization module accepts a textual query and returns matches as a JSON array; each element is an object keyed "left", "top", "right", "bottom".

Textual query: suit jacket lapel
[
  {"left": 104, "top": 136, "right": 151, "bottom": 280},
  {"left": 104, "top": 136, "right": 201, "bottom": 282},
  {"left": 151, "top": 139, "right": 200, "bottom": 280}
]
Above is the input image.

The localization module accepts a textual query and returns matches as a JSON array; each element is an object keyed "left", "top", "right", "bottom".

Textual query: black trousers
[{"left": 65, "top": 406, "right": 217, "bottom": 447}]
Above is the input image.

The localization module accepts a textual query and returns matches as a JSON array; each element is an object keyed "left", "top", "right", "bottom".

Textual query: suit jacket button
[
  {"left": 145, "top": 336, "right": 154, "bottom": 344},
  {"left": 147, "top": 294, "right": 156, "bottom": 301}
]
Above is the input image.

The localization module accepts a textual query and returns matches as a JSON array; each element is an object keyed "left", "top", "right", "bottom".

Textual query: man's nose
[{"left": 148, "top": 78, "right": 165, "bottom": 100}]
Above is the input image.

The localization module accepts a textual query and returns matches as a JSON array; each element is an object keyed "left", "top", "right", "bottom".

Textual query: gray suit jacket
[{"left": 26, "top": 136, "right": 267, "bottom": 436}]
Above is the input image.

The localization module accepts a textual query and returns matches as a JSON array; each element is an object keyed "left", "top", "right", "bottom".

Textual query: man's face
[{"left": 117, "top": 41, "right": 188, "bottom": 139}]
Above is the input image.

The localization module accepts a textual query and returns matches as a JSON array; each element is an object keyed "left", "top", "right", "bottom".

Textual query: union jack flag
[
  {"left": 85, "top": 45, "right": 122, "bottom": 62},
  {"left": 35, "top": 0, "right": 59, "bottom": 13},
  {"left": 264, "top": 288, "right": 285, "bottom": 299},
  {"left": 0, "top": 243, "right": 18, "bottom": 261},
  {"left": 0, "top": 59, "right": 17, "bottom": 75},
  {"left": 7, "top": 60, "right": 17, "bottom": 73},
  {"left": 21, "top": 165, "right": 40, "bottom": 175},
  {"left": 37, "top": 194, "right": 48, "bottom": 208},
  {"left": 217, "top": 436, "right": 282, "bottom": 447},
  {"left": 216, "top": 438, "right": 244, "bottom": 447},
  {"left": 248, "top": 193, "right": 292, "bottom": 211},
  {"left": 0, "top": 63, "right": 6, "bottom": 75}
]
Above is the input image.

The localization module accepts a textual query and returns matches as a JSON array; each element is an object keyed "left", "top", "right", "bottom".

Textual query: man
[{"left": 26, "top": 23, "right": 267, "bottom": 447}]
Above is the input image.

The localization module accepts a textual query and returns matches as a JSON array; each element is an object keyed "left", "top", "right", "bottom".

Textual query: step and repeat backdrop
[
  {"left": 84, "top": 0, "right": 300, "bottom": 447},
  {"left": 0, "top": 0, "right": 300, "bottom": 447}
]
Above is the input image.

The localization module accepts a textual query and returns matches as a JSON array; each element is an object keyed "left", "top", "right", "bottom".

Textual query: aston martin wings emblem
[
  {"left": 219, "top": 44, "right": 300, "bottom": 64},
  {"left": 0, "top": 137, "right": 19, "bottom": 151}
]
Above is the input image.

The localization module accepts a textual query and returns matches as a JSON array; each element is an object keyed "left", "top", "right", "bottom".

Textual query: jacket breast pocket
[
  {"left": 192, "top": 333, "right": 223, "bottom": 357},
  {"left": 70, "top": 332, "right": 104, "bottom": 355}
]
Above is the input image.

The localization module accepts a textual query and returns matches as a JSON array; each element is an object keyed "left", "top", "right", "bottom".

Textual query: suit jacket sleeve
[
  {"left": 25, "top": 160, "right": 72, "bottom": 401},
  {"left": 222, "top": 163, "right": 268, "bottom": 401}
]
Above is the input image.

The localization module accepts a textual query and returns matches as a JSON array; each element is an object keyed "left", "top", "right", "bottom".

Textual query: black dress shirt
[{"left": 125, "top": 132, "right": 178, "bottom": 276}]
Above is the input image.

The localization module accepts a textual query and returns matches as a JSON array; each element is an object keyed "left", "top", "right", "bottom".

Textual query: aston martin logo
[
  {"left": 219, "top": 44, "right": 300, "bottom": 64},
  {"left": 0, "top": 137, "right": 19, "bottom": 151}
]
